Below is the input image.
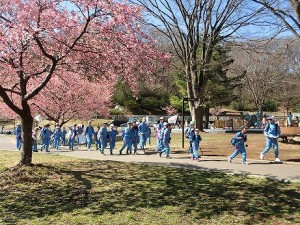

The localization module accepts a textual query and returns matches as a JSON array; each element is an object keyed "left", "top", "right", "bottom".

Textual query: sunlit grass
[{"left": 0, "top": 151, "right": 299, "bottom": 225}]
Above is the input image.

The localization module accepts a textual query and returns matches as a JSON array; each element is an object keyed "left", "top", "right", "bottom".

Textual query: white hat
[
  {"left": 268, "top": 116, "right": 275, "bottom": 120},
  {"left": 160, "top": 117, "right": 164, "bottom": 120},
  {"left": 110, "top": 124, "right": 114, "bottom": 127},
  {"left": 163, "top": 122, "right": 168, "bottom": 126},
  {"left": 190, "top": 121, "right": 195, "bottom": 125}
]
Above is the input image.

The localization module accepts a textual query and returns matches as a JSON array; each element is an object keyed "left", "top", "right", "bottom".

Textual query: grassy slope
[{"left": 0, "top": 151, "right": 299, "bottom": 225}]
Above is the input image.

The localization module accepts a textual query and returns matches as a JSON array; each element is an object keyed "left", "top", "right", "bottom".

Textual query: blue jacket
[
  {"left": 15, "top": 126, "right": 22, "bottom": 139},
  {"left": 138, "top": 122, "right": 148, "bottom": 134},
  {"left": 85, "top": 125, "right": 95, "bottom": 137},
  {"left": 264, "top": 123, "right": 280, "bottom": 138},
  {"left": 53, "top": 129, "right": 61, "bottom": 139},
  {"left": 109, "top": 129, "right": 118, "bottom": 142}
]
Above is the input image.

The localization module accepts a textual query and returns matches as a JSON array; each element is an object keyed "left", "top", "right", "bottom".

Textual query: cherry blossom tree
[
  {"left": 0, "top": 0, "right": 169, "bottom": 165},
  {"left": 30, "top": 73, "right": 111, "bottom": 126}
]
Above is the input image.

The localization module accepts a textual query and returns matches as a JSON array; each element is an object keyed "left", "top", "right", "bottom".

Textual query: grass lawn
[{"left": 0, "top": 151, "right": 299, "bottom": 225}]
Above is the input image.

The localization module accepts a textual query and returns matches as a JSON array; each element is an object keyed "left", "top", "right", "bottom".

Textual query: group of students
[
  {"left": 119, "top": 117, "right": 152, "bottom": 155},
  {"left": 31, "top": 123, "right": 68, "bottom": 152},
  {"left": 14, "top": 115, "right": 282, "bottom": 163},
  {"left": 28, "top": 118, "right": 152, "bottom": 155},
  {"left": 48, "top": 121, "right": 120, "bottom": 154},
  {"left": 155, "top": 117, "right": 202, "bottom": 160}
]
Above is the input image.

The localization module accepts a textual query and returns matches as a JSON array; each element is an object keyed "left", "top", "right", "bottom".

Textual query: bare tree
[
  {"left": 230, "top": 39, "right": 298, "bottom": 115},
  {"left": 276, "top": 79, "right": 300, "bottom": 114},
  {"left": 252, "top": 0, "right": 300, "bottom": 39},
  {"left": 131, "top": 0, "right": 263, "bottom": 130}
]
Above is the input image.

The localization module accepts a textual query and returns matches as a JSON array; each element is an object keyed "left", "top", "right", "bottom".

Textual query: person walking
[
  {"left": 287, "top": 112, "right": 292, "bottom": 127},
  {"left": 185, "top": 121, "right": 196, "bottom": 156},
  {"left": 41, "top": 124, "right": 52, "bottom": 152},
  {"left": 132, "top": 122, "right": 139, "bottom": 154},
  {"left": 157, "top": 122, "right": 167, "bottom": 152},
  {"left": 119, "top": 122, "right": 133, "bottom": 155},
  {"left": 109, "top": 124, "right": 118, "bottom": 155},
  {"left": 155, "top": 117, "right": 164, "bottom": 149},
  {"left": 32, "top": 127, "right": 39, "bottom": 152},
  {"left": 159, "top": 123, "right": 172, "bottom": 159},
  {"left": 228, "top": 126, "right": 248, "bottom": 164},
  {"left": 52, "top": 126, "right": 61, "bottom": 150},
  {"left": 85, "top": 120, "right": 95, "bottom": 151},
  {"left": 14, "top": 123, "right": 22, "bottom": 150},
  {"left": 76, "top": 124, "right": 83, "bottom": 149},
  {"left": 146, "top": 126, "right": 151, "bottom": 146},
  {"left": 138, "top": 117, "right": 148, "bottom": 151},
  {"left": 61, "top": 127, "right": 67, "bottom": 146},
  {"left": 68, "top": 124, "right": 77, "bottom": 151},
  {"left": 99, "top": 122, "right": 108, "bottom": 154},
  {"left": 190, "top": 129, "right": 202, "bottom": 161},
  {"left": 260, "top": 116, "right": 281, "bottom": 162},
  {"left": 95, "top": 125, "right": 101, "bottom": 151}
]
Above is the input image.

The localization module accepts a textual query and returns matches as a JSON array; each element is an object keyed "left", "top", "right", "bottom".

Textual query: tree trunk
[
  {"left": 204, "top": 106, "right": 210, "bottom": 129},
  {"left": 190, "top": 104, "right": 204, "bottom": 131},
  {"left": 19, "top": 114, "right": 33, "bottom": 165}
]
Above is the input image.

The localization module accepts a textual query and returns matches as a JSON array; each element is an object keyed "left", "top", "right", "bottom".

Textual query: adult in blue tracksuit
[
  {"left": 159, "top": 123, "right": 172, "bottom": 159},
  {"left": 260, "top": 116, "right": 281, "bottom": 162},
  {"left": 157, "top": 122, "right": 167, "bottom": 152},
  {"left": 190, "top": 128, "right": 202, "bottom": 161},
  {"left": 41, "top": 124, "right": 52, "bottom": 152},
  {"left": 138, "top": 118, "right": 148, "bottom": 150},
  {"left": 85, "top": 121, "right": 95, "bottom": 151},
  {"left": 132, "top": 122, "right": 139, "bottom": 154},
  {"left": 99, "top": 122, "right": 108, "bottom": 154},
  {"left": 228, "top": 126, "right": 248, "bottom": 164},
  {"left": 155, "top": 117, "right": 164, "bottom": 149},
  {"left": 109, "top": 124, "right": 119, "bottom": 155},
  {"left": 15, "top": 123, "right": 22, "bottom": 150},
  {"left": 61, "top": 127, "right": 67, "bottom": 146},
  {"left": 52, "top": 126, "right": 61, "bottom": 150},
  {"left": 119, "top": 122, "right": 133, "bottom": 155}
]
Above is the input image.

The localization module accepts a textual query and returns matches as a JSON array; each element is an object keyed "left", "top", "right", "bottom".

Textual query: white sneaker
[
  {"left": 274, "top": 158, "right": 281, "bottom": 162},
  {"left": 260, "top": 153, "right": 264, "bottom": 160},
  {"left": 228, "top": 157, "right": 232, "bottom": 163},
  {"left": 242, "top": 161, "right": 248, "bottom": 165}
]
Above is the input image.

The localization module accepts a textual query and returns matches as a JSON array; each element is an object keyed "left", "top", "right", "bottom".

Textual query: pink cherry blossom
[{"left": 0, "top": 0, "right": 170, "bottom": 165}]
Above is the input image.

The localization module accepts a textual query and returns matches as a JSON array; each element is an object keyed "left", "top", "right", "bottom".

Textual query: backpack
[
  {"left": 230, "top": 137, "right": 238, "bottom": 146},
  {"left": 185, "top": 128, "right": 190, "bottom": 138},
  {"left": 265, "top": 123, "right": 278, "bottom": 133}
]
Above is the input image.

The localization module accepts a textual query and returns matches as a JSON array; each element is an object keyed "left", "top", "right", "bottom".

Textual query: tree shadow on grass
[{"left": 0, "top": 160, "right": 299, "bottom": 224}]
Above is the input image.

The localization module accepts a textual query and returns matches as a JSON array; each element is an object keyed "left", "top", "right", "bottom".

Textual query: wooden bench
[{"left": 280, "top": 127, "right": 300, "bottom": 142}]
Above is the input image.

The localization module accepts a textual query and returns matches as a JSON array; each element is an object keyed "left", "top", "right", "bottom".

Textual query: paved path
[
  {"left": 0, "top": 134, "right": 16, "bottom": 150},
  {"left": 0, "top": 134, "right": 299, "bottom": 181}
]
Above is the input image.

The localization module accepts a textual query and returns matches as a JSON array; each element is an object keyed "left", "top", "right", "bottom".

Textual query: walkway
[{"left": 1, "top": 134, "right": 299, "bottom": 181}]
